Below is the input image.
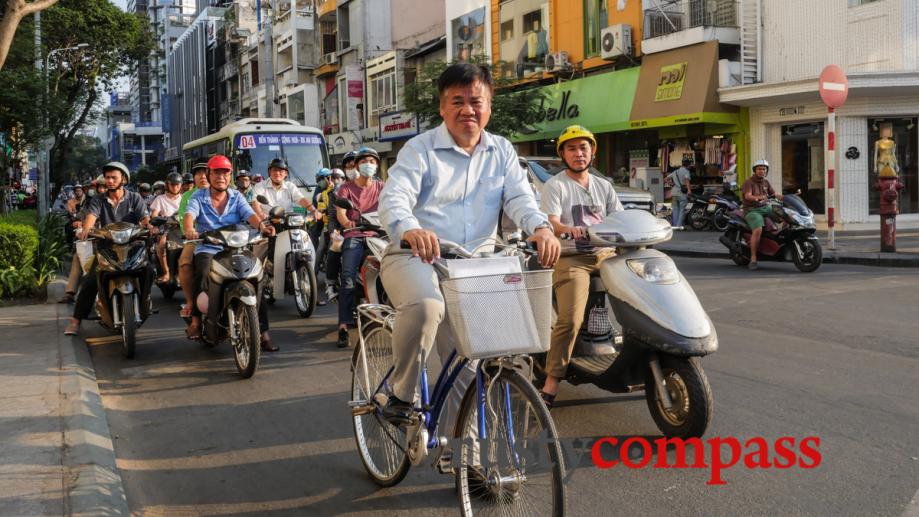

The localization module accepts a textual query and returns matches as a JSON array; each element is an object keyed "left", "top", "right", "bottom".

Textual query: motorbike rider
[
  {"left": 667, "top": 158, "right": 693, "bottom": 227},
  {"left": 250, "top": 157, "right": 322, "bottom": 221},
  {"left": 150, "top": 172, "right": 184, "bottom": 283},
  {"left": 341, "top": 150, "right": 358, "bottom": 182},
  {"left": 741, "top": 159, "right": 783, "bottom": 270},
  {"left": 64, "top": 161, "right": 152, "bottom": 336},
  {"left": 334, "top": 147, "right": 384, "bottom": 348},
  {"left": 183, "top": 155, "right": 277, "bottom": 349},
  {"left": 177, "top": 163, "right": 210, "bottom": 319},
  {"left": 181, "top": 173, "right": 195, "bottom": 193},
  {"left": 378, "top": 63, "right": 560, "bottom": 424},
  {"left": 235, "top": 169, "right": 254, "bottom": 202},
  {"left": 309, "top": 167, "right": 333, "bottom": 249},
  {"left": 325, "top": 157, "right": 355, "bottom": 303},
  {"left": 139, "top": 182, "right": 154, "bottom": 208},
  {"left": 153, "top": 180, "right": 166, "bottom": 197},
  {"left": 58, "top": 184, "right": 93, "bottom": 304},
  {"left": 538, "top": 125, "right": 623, "bottom": 408}
]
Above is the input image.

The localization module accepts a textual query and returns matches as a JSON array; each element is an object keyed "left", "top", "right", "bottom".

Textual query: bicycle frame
[{"left": 354, "top": 303, "right": 514, "bottom": 453}]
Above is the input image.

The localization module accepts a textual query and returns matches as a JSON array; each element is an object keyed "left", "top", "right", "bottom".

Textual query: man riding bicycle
[
  {"left": 378, "top": 63, "right": 560, "bottom": 425},
  {"left": 538, "top": 125, "right": 623, "bottom": 408}
]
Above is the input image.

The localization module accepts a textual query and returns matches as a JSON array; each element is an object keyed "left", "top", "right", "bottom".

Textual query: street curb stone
[
  {"left": 658, "top": 245, "right": 919, "bottom": 268},
  {"left": 55, "top": 303, "right": 130, "bottom": 515}
]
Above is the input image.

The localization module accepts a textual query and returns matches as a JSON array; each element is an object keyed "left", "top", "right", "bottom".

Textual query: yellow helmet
[{"left": 556, "top": 125, "right": 597, "bottom": 155}]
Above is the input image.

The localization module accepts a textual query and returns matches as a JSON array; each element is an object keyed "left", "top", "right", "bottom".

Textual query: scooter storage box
[{"left": 439, "top": 257, "right": 552, "bottom": 359}]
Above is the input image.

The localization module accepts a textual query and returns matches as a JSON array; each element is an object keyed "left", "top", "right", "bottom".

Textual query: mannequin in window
[{"left": 874, "top": 122, "right": 899, "bottom": 178}]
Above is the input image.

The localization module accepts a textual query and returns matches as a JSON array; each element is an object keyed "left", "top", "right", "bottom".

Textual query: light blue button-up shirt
[
  {"left": 379, "top": 123, "right": 548, "bottom": 249},
  {"left": 186, "top": 188, "right": 257, "bottom": 255}
]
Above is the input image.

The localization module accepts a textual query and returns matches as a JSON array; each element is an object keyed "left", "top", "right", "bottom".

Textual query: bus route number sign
[{"left": 239, "top": 135, "right": 256, "bottom": 149}]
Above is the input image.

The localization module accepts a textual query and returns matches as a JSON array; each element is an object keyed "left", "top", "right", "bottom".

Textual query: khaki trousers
[
  {"left": 380, "top": 252, "right": 474, "bottom": 427},
  {"left": 64, "top": 257, "right": 82, "bottom": 294},
  {"left": 546, "top": 250, "right": 615, "bottom": 379}
]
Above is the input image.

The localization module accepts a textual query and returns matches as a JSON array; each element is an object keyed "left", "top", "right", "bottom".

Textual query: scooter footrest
[{"left": 570, "top": 354, "right": 617, "bottom": 377}]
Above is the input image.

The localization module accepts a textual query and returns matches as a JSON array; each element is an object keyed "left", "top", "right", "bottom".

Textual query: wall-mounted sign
[
  {"left": 379, "top": 112, "right": 419, "bottom": 142},
  {"left": 845, "top": 146, "right": 860, "bottom": 159},
  {"left": 655, "top": 62, "right": 687, "bottom": 102},
  {"left": 779, "top": 106, "right": 806, "bottom": 116}
]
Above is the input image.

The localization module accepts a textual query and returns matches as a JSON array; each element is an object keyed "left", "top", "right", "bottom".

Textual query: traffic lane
[
  {"left": 88, "top": 295, "right": 459, "bottom": 516},
  {"left": 550, "top": 258, "right": 919, "bottom": 516}
]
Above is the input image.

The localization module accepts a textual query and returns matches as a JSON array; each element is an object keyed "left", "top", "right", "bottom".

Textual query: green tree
[
  {"left": 57, "top": 134, "right": 104, "bottom": 184},
  {"left": 402, "top": 60, "right": 548, "bottom": 139}
]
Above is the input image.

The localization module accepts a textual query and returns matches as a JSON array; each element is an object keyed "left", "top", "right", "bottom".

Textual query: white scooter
[
  {"left": 535, "top": 209, "right": 717, "bottom": 438},
  {"left": 257, "top": 195, "right": 319, "bottom": 318}
]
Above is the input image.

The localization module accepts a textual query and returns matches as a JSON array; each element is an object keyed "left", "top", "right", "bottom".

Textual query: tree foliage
[
  {"left": 402, "top": 60, "right": 549, "bottom": 139},
  {"left": 56, "top": 134, "right": 105, "bottom": 184},
  {"left": 0, "top": 0, "right": 59, "bottom": 71}
]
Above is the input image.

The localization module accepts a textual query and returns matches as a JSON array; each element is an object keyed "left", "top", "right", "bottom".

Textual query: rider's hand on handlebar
[
  {"left": 403, "top": 228, "right": 440, "bottom": 263},
  {"left": 527, "top": 227, "right": 561, "bottom": 269},
  {"left": 185, "top": 230, "right": 199, "bottom": 241},
  {"left": 564, "top": 226, "right": 587, "bottom": 240},
  {"left": 261, "top": 224, "right": 276, "bottom": 237}
]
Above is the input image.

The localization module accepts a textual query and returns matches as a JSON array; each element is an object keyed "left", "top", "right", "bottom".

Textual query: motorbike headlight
[
  {"left": 593, "top": 232, "right": 624, "bottom": 244},
  {"left": 222, "top": 229, "right": 250, "bottom": 248},
  {"left": 109, "top": 228, "right": 135, "bottom": 245},
  {"left": 790, "top": 211, "right": 816, "bottom": 228},
  {"left": 627, "top": 257, "right": 679, "bottom": 284},
  {"left": 287, "top": 215, "right": 305, "bottom": 227}
]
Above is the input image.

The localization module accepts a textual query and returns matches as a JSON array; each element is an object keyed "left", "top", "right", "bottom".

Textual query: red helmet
[{"left": 207, "top": 154, "right": 233, "bottom": 171}]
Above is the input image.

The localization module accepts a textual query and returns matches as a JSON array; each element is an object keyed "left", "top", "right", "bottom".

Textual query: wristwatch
[{"left": 533, "top": 222, "right": 552, "bottom": 232}]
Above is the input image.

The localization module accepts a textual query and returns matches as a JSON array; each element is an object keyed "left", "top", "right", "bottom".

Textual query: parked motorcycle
[
  {"left": 534, "top": 209, "right": 717, "bottom": 439},
  {"left": 257, "top": 195, "right": 318, "bottom": 317},
  {"left": 88, "top": 221, "right": 154, "bottom": 359},
  {"left": 709, "top": 185, "right": 742, "bottom": 232},
  {"left": 184, "top": 225, "right": 269, "bottom": 378},
  {"left": 150, "top": 216, "right": 182, "bottom": 299},
  {"left": 718, "top": 193, "right": 822, "bottom": 272},
  {"left": 685, "top": 192, "right": 715, "bottom": 231},
  {"left": 333, "top": 198, "right": 390, "bottom": 307}
]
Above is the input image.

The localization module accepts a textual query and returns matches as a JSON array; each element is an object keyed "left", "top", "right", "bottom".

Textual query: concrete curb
[
  {"left": 658, "top": 245, "right": 919, "bottom": 268},
  {"left": 54, "top": 302, "right": 130, "bottom": 515}
]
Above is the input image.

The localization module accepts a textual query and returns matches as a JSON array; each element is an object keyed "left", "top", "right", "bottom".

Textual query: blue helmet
[
  {"left": 316, "top": 167, "right": 332, "bottom": 179},
  {"left": 355, "top": 146, "right": 380, "bottom": 164}
]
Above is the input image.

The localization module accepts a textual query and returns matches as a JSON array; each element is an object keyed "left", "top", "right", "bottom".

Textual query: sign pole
[{"left": 827, "top": 106, "right": 835, "bottom": 249}]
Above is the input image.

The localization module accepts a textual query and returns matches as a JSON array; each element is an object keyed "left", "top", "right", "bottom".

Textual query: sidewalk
[
  {"left": 0, "top": 280, "right": 128, "bottom": 516},
  {"left": 658, "top": 228, "right": 919, "bottom": 267}
]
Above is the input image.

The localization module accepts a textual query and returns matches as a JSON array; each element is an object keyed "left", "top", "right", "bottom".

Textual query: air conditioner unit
[
  {"left": 544, "top": 51, "right": 570, "bottom": 73},
  {"left": 322, "top": 53, "right": 338, "bottom": 66},
  {"left": 601, "top": 24, "right": 632, "bottom": 60}
]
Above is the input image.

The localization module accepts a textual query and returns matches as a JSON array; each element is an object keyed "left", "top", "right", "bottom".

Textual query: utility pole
[{"left": 34, "top": 11, "right": 47, "bottom": 220}]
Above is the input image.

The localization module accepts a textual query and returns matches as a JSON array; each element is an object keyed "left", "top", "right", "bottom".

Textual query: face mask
[
  {"left": 358, "top": 163, "right": 377, "bottom": 177},
  {"left": 345, "top": 168, "right": 358, "bottom": 180},
  {"left": 317, "top": 179, "right": 329, "bottom": 190}
]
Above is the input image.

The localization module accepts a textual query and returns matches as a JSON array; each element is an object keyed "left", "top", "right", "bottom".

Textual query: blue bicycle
[{"left": 349, "top": 240, "right": 566, "bottom": 516}]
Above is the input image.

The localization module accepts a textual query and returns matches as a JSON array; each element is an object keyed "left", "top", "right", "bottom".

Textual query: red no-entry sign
[{"left": 819, "top": 65, "right": 848, "bottom": 108}]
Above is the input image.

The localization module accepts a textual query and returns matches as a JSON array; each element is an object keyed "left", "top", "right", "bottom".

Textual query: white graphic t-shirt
[{"left": 540, "top": 171, "right": 623, "bottom": 254}]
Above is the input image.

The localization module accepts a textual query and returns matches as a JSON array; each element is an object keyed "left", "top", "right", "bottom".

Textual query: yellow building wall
[
  {"left": 549, "top": 0, "right": 643, "bottom": 71},
  {"left": 317, "top": 0, "right": 336, "bottom": 18}
]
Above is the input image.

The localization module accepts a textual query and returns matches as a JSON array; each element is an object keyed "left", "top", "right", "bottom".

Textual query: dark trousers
[
  {"left": 193, "top": 252, "right": 269, "bottom": 330},
  {"left": 338, "top": 237, "right": 367, "bottom": 326},
  {"left": 308, "top": 221, "right": 324, "bottom": 250},
  {"left": 73, "top": 263, "right": 153, "bottom": 320}
]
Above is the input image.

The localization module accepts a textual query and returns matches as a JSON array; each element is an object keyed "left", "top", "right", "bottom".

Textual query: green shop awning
[{"left": 511, "top": 67, "right": 640, "bottom": 143}]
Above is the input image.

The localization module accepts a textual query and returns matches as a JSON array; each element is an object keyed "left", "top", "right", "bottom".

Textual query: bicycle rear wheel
[
  {"left": 351, "top": 323, "right": 410, "bottom": 486},
  {"left": 454, "top": 367, "right": 565, "bottom": 516}
]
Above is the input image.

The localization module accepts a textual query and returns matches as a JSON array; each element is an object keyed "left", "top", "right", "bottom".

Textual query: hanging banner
[{"left": 345, "top": 64, "right": 364, "bottom": 131}]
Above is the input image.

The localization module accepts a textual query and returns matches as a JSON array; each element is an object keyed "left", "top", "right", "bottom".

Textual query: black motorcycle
[
  {"left": 718, "top": 193, "right": 822, "bottom": 272},
  {"left": 184, "top": 225, "right": 269, "bottom": 378},
  {"left": 89, "top": 221, "right": 154, "bottom": 358},
  {"left": 150, "top": 216, "right": 182, "bottom": 299}
]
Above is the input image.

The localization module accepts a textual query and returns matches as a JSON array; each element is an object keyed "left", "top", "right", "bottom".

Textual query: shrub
[{"left": 0, "top": 221, "right": 39, "bottom": 270}]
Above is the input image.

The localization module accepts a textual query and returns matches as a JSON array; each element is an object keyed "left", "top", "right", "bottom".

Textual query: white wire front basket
[{"left": 439, "top": 269, "right": 553, "bottom": 359}]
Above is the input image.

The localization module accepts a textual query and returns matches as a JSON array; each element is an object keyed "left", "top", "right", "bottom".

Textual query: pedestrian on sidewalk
[{"left": 668, "top": 158, "right": 692, "bottom": 227}]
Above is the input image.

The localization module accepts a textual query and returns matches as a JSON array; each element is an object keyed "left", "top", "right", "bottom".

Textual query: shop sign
[
  {"left": 534, "top": 91, "right": 580, "bottom": 124},
  {"left": 655, "top": 62, "right": 687, "bottom": 102},
  {"left": 779, "top": 106, "right": 806, "bottom": 117},
  {"left": 379, "top": 112, "right": 419, "bottom": 142}
]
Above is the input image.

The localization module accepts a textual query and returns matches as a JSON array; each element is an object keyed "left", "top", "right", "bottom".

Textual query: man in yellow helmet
[{"left": 538, "top": 125, "right": 623, "bottom": 408}]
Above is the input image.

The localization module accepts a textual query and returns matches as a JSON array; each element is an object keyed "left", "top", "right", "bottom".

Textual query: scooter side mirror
[
  {"left": 256, "top": 195, "right": 270, "bottom": 205},
  {"left": 150, "top": 217, "right": 167, "bottom": 226},
  {"left": 269, "top": 206, "right": 284, "bottom": 218},
  {"left": 334, "top": 198, "right": 354, "bottom": 211}
]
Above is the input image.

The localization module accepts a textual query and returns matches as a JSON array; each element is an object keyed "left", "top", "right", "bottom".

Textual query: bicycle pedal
[{"left": 435, "top": 448, "right": 454, "bottom": 475}]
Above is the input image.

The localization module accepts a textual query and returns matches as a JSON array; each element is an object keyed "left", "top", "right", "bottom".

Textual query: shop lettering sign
[
  {"left": 655, "top": 62, "right": 687, "bottom": 102},
  {"left": 779, "top": 106, "right": 806, "bottom": 116},
  {"left": 535, "top": 90, "right": 580, "bottom": 123}
]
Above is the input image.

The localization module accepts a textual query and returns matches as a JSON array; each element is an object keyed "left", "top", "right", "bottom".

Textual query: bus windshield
[{"left": 234, "top": 133, "right": 325, "bottom": 187}]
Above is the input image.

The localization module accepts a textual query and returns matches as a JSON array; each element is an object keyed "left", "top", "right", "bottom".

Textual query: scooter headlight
[
  {"left": 222, "top": 229, "right": 250, "bottom": 248},
  {"left": 287, "top": 215, "right": 305, "bottom": 227},
  {"left": 109, "top": 228, "right": 135, "bottom": 245},
  {"left": 627, "top": 257, "right": 679, "bottom": 284},
  {"left": 593, "top": 232, "right": 624, "bottom": 245}
]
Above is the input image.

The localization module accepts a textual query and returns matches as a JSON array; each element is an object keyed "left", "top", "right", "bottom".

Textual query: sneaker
[
  {"left": 337, "top": 328, "right": 350, "bottom": 348},
  {"left": 380, "top": 394, "right": 414, "bottom": 426},
  {"left": 748, "top": 261, "right": 758, "bottom": 270},
  {"left": 325, "top": 285, "right": 338, "bottom": 303}
]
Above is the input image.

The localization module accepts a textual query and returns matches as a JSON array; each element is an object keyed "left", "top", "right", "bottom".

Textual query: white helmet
[{"left": 752, "top": 159, "right": 770, "bottom": 172}]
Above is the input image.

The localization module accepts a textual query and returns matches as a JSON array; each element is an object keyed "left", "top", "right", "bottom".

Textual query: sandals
[
  {"left": 179, "top": 305, "right": 193, "bottom": 318},
  {"left": 539, "top": 390, "right": 557, "bottom": 410},
  {"left": 185, "top": 323, "right": 201, "bottom": 341},
  {"left": 63, "top": 321, "right": 80, "bottom": 336}
]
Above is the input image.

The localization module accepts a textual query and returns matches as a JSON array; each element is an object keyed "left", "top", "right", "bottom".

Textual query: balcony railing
[{"left": 643, "top": 0, "right": 737, "bottom": 39}]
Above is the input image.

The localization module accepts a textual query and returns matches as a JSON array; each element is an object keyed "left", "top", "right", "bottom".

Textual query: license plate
[{"left": 707, "top": 203, "right": 717, "bottom": 212}]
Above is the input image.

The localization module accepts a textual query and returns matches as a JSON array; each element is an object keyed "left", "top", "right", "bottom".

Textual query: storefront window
[
  {"left": 583, "top": 0, "right": 608, "bottom": 57},
  {"left": 288, "top": 91, "right": 305, "bottom": 125},
  {"left": 781, "top": 122, "right": 825, "bottom": 214},
  {"left": 867, "top": 118, "right": 918, "bottom": 214}
]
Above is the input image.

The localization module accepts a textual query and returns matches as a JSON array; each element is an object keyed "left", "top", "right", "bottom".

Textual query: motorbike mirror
[
  {"left": 256, "top": 195, "right": 270, "bottom": 205},
  {"left": 269, "top": 206, "right": 284, "bottom": 218},
  {"left": 334, "top": 198, "right": 354, "bottom": 211},
  {"left": 150, "top": 217, "right": 167, "bottom": 226}
]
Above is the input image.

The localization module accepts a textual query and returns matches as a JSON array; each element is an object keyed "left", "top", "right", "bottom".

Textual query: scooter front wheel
[{"left": 645, "top": 356, "right": 712, "bottom": 439}]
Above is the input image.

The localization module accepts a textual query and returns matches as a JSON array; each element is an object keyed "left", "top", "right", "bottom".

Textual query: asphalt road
[{"left": 85, "top": 258, "right": 919, "bottom": 516}]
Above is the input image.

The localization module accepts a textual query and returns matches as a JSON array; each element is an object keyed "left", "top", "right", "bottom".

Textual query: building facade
[{"left": 720, "top": 0, "right": 919, "bottom": 227}]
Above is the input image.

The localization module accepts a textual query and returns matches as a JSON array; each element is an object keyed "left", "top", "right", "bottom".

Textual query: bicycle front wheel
[
  {"left": 454, "top": 367, "right": 565, "bottom": 516},
  {"left": 351, "top": 323, "right": 410, "bottom": 486}
]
